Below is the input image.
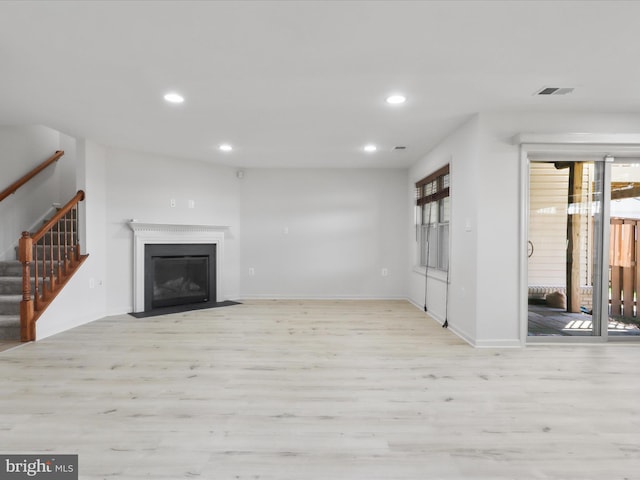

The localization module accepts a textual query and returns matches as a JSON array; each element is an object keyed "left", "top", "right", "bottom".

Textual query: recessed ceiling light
[
  {"left": 163, "top": 92, "right": 184, "bottom": 103},
  {"left": 364, "top": 144, "right": 377, "bottom": 153},
  {"left": 219, "top": 144, "right": 233, "bottom": 152},
  {"left": 386, "top": 94, "right": 406, "bottom": 105}
]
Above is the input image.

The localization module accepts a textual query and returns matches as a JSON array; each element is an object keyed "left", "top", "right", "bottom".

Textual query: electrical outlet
[
  {"left": 170, "top": 198, "right": 176, "bottom": 208},
  {"left": 381, "top": 268, "right": 389, "bottom": 277},
  {"left": 188, "top": 199, "right": 195, "bottom": 209}
]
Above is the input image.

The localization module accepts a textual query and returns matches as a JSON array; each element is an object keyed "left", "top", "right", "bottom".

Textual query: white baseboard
[
  {"left": 407, "top": 298, "right": 523, "bottom": 348},
  {"left": 447, "top": 323, "right": 477, "bottom": 347},
  {"left": 408, "top": 298, "right": 472, "bottom": 346}
]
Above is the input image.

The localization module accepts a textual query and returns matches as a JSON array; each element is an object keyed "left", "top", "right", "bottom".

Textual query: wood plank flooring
[
  {"left": 1, "top": 299, "right": 639, "bottom": 479},
  {"left": 0, "top": 340, "right": 19, "bottom": 353}
]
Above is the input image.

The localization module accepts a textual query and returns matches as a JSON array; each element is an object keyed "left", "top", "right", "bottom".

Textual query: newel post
[{"left": 19, "top": 231, "right": 35, "bottom": 342}]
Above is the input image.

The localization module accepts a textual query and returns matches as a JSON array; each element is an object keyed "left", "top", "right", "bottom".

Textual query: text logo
[{"left": 0, "top": 455, "right": 77, "bottom": 479}]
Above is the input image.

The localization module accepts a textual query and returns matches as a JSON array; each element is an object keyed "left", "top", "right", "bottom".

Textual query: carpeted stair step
[
  {"left": 0, "top": 277, "right": 24, "bottom": 295},
  {"left": 0, "top": 261, "right": 40, "bottom": 277},
  {"left": 0, "top": 315, "right": 20, "bottom": 341},
  {"left": 0, "top": 295, "right": 20, "bottom": 315},
  {"left": 0, "top": 277, "right": 44, "bottom": 295},
  {"left": 0, "top": 261, "right": 23, "bottom": 276}
]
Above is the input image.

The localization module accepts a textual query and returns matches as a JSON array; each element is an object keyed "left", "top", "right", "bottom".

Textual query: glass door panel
[
  {"left": 528, "top": 160, "right": 603, "bottom": 337},
  {"left": 608, "top": 161, "right": 640, "bottom": 336}
]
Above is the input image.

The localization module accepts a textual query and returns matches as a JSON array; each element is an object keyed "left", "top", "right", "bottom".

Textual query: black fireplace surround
[{"left": 144, "top": 243, "right": 216, "bottom": 312}]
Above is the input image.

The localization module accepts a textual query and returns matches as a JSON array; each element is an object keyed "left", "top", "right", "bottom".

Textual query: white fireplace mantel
[{"left": 127, "top": 222, "right": 229, "bottom": 312}]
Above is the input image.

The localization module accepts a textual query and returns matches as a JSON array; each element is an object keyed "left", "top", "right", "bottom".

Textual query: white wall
[
  {"left": 0, "top": 125, "right": 107, "bottom": 340},
  {"left": 408, "top": 112, "right": 640, "bottom": 347},
  {"left": 58, "top": 131, "right": 78, "bottom": 203},
  {"left": 239, "top": 168, "right": 408, "bottom": 298},
  {"left": 408, "top": 115, "right": 480, "bottom": 344},
  {"left": 36, "top": 139, "right": 108, "bottom": 340},
  {"left": 474, "top": 112, "right": 640, "bottom": 346},
  {"left": 0, "top": 125, "right": 77, "bottom": 260},
  {"left": 17, "top": 112, "right": 640, "bottom": 345},
  {"left": 104, "top": 148, "right": 242, "bottom": 314}
]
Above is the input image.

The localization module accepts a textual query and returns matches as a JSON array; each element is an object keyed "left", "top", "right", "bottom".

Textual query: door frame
[{"left": 517, "top": 133, "right": 640, "bottom": 344}]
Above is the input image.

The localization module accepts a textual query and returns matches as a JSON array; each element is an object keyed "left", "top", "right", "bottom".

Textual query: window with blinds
[{"left": 416, "top": 164, "right": 450, "bottom": 271}]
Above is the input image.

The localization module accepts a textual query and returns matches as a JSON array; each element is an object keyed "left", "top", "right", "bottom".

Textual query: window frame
[{"left": 416, "top": 164, "right": 450, "bottom": 272}]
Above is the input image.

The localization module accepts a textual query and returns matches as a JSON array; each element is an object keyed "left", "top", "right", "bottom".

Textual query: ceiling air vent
[
  {"left": 393, "top": 146, "right": 407, "bottom": 151},
  {"left": 535, "top": 87, "right": 575, "bottom": 96}
]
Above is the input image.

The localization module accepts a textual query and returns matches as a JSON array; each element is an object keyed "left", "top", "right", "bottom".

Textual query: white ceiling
[{"left": 1, "top": 0, "right": 640, "bottom": 169}]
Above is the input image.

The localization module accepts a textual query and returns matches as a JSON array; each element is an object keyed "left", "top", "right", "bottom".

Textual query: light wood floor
[
  {"left": 1, "top": 299, "right": 639, "bottom": 479},
  {"left": 0, "top": 340, "right": 20, "bottom": 352}
]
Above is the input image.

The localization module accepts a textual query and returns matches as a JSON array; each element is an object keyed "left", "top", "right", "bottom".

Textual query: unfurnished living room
[{"left": 1, "top": 1, "right": 640, "bottom": 479}]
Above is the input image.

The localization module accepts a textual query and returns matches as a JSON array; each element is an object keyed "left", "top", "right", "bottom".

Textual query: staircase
[
  {"left": 0, "top": 150, "right": 88, "bottom": 342},
  {"left": 0, "top": 217, "right": 68, "bottom": 340},
  {"left": 0, "top": 260, "right": 22, "bottom": 340}
]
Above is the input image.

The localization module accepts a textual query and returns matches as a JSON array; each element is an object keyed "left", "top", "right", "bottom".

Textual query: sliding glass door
[
  {"left": 527, "top": 159, "right": 606, "bottom": 338},
  {"left": 608, "top": 159, "right": 640, "bottom": 337},
  {"left": 527, "top": 153, "right": 640, "bottom": 341}
]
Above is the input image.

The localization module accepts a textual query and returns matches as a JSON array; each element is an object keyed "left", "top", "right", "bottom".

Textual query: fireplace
[
  {"left": 128, "top": 222, "right": 228, "bottom": 313},
  {"left": 144, "top": 243, "right": 216, "bottom": 311}
]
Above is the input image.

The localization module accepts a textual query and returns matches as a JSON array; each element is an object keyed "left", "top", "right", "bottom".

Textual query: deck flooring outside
[{"left": 528, "top": 304, "right": 640, "bottom": 336}]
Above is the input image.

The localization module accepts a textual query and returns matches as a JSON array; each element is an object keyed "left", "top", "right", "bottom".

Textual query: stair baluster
[
  {"left": 48, "top": 230, "right": 55, "bottom": 293},
  {"left": 65, "top": 212, "right": 70, "bottom": 270},
  {"left": 56, "top": 219, "right": 62, "bottom": 285},
  {"left": 34, "top": 236, "right": 40, "bottom": 312},
  {"left": 19, "top": 190, "right": 88, "bottom": 341},
  {"left": 19, "top": 232, "right": 34, "bottom": 341}
]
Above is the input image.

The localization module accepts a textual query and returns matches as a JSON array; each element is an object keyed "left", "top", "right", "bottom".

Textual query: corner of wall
[{"left": 408, "top": 115, "right": 482, "bottom": 344}]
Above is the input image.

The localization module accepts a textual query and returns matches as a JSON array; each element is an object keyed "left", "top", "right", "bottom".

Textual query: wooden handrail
[
  {"left": 31, "top": 190, "right": 85, "bottom": 243},
  {"left": 19, "top": 189, "right": 87, "bottom": 341},
  {"left": 0, "top": 150, "right": 64, "bottom": 203}
]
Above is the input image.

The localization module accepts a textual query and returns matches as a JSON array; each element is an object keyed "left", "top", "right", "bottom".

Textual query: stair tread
[
  {"left": 0, "top": 315, "right": 19, "bottom": 327},
  {"left": 0, "top": 314, "right": 20, "bottom": 341},
  {"left": 0, "top": 295, "right": 22, "bottom": 302}
]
